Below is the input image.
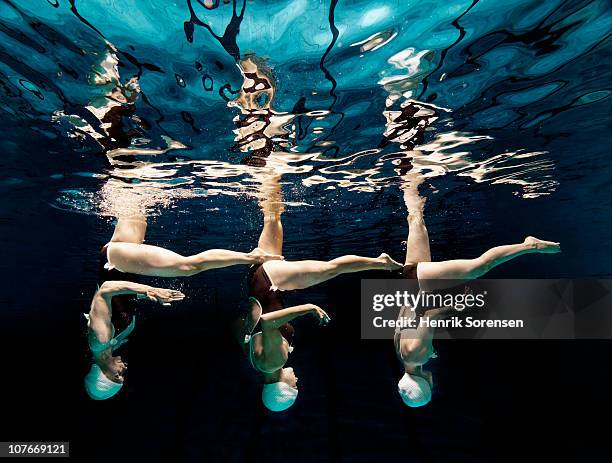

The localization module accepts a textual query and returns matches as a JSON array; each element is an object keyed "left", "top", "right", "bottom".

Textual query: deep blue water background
[{"left": 1, "top": 1, "right": 611, "bottom": 462}]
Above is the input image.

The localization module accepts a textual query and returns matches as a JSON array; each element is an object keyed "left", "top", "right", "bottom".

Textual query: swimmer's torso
[{"left": 394, "top": 304, "right": 436, "bottom": 366}]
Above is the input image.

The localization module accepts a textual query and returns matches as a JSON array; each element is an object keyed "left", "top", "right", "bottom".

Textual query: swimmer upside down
[
  {"left": 84, "top": 207, "right": 283, "bottom": 400},
  {"left": 238, "top": 171, "right": 403, "bottom": 412},
  {"left": 394, "top": 173, "right": 560, "bottom": 408}
]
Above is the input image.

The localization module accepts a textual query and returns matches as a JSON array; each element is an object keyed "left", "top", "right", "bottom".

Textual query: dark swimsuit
[
  {"left": 401, "top": 262, "right": 418, "bottom": 280},
  {"left": 247, "top": 264, "right": 295, "bottom": 343},
  {"left": 97, "top": 244, "right": 140, "bottom": 334}
]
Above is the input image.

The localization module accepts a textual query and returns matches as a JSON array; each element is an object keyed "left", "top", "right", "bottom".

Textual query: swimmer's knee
[
  {"left": 176, "top": 257, "right": 200, "bottom": 276},
  {"left": 324, "top": 262, "right": 341, "bottom": 278}
]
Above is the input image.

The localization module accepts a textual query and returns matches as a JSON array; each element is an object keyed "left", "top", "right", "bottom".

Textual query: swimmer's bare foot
[
  {"left": 379, "top": 253, "right": 403, "bottom": 270},
  {"left": 524, "top": 236, "right": 561, "bottom": 253},
  {"left": 249, "top": 247, "right": 284, "bottom": 263}
]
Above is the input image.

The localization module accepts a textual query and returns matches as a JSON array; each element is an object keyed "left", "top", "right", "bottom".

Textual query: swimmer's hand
[
  {"left": 309, "top": 305, "right": 331, "bottom": 326},
  {"left": 524, "top": 236, "right": 561, "bottom": 253},
  {"left": 248, "top": 247, "right": 284, "bottom": 263},
  {"left": 144, "top": 288, "right": 185, "bottom": 306}
]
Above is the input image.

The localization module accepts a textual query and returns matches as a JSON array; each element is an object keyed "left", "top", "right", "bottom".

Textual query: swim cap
[
  {"left": 398, "top": 373, "right": 431, "bottom": 407},
  {"left": 84, "top": 364, "right": 122, "bottom": 400},
  {"left": 262, "top": 382, "right": 298, "bottom": 412}
]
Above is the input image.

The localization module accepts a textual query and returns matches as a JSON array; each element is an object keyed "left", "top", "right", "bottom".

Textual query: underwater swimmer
[
  {"left": 237, "top": 171, "right": 402, "bottom": 412},
  {"left": 228, "top": 54, "right": 401, "bottom": 411},
  {"left": 86, "top": 201, "right": 282, "bottom": 399},
  {"left": 394, "top": 174, "right": 560, "bottom": 407},
  {"left": 85, "top": 211, "right": 279, "bottom": 401},
  {"left": 84, "top": 280, "right": 184, "bottom": 400}
]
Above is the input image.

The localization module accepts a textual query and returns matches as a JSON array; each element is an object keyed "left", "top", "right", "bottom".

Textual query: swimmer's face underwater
[
  {"left": 279, "top": 366, "right": 298, "bottom": 388},
  {"left": 85, "top": 354, "right": 128, "bottom": 400},
  {"left": 398, "top": 346, "right": 433, "bottom": 389},
  {"left": 236, "top": 56, "right": 275, "bottom": 111},
  {"left": 264, "top": 366, "right": 298, "bottom": 389},
  {"left": 102, "top": 355, "right": 128, "bottom": 383}
]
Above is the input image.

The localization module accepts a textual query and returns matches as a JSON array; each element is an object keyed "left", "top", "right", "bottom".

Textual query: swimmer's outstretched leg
[
  {"left": 104, "top": 173, "right": 283, "bottom": 277},
  {"left": 105, "top": 243, "right": 281, "bottom": 277},
  {"left": 417, "top": 237, "right": 560, "bottom": 290},
  {"left": 263, "top": 253, "right": 403, "bottom": 291}
]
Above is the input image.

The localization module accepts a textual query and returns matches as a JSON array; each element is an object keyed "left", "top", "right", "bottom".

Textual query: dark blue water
[{"left": 1, "top": 1, "right": 611, "bottom": 461}]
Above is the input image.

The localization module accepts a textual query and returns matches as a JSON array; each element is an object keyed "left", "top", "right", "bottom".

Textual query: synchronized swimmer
[
  {"left": 81, "top": 53, "right": 560, "bottom": 411},
  {"left": 392, "top": 173, "right": 559, "bottom": 408},
  {"left": 84, "top": 210, "right": 282, "bottom": 400}
]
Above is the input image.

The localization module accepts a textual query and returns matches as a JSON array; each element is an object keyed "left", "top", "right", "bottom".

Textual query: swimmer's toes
[{"left": 379, "top": 253, "right": 403, "bottom": 270}]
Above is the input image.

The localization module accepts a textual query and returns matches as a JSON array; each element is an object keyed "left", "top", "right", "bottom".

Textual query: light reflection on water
[{"left": 0, "top": 0, "right": 609, "bottom": 219}]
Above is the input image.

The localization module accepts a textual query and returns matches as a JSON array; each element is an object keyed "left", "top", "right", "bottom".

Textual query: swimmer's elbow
[{"left": 97, "top": 281, "right": 120, "bottom": 296}]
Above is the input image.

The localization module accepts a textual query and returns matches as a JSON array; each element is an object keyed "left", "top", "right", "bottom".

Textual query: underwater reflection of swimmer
[
  {"left": 394, "top": 175, "right": 560, "bottom": 407},
  {"left": 379, "top": 99, "right": 439, "bottom": 152},
  {"left": 230, "top": 55, "right": 295, "bottom": 166},
  {"left": 53, "top": 46, "right": 141, "bottom": 152},
  {"left": 237, "top": 172, "right": 402, "bottom": 412},
  {"left": 54, "top": 45, "right": 185, "bottom": 163},
  {"left": 84, "top": 207, "right": 282, "bottom": 400}
]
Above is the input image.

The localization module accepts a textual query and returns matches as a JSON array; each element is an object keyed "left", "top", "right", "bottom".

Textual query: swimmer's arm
[
  {"left": 88, "top": 283, "right": 155, "bottom": 338},
  {"left": 97, "top": 281, "right": 156, "bottom": 297},
  {"left": 88, "top": 292, "right": 114, "bottom": 339},
  {"left": 97, "top": 281, "right": 185, "bottom": 305},
  {"left": 260, "top": 304, "right": 320, "bottom": 330}
]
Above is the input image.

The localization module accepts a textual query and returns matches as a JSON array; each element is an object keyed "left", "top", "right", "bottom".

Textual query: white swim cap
[
  {"left": 398, "top": 373, "right": 431, "bottom": 407},
  {"left": 84, "top": 364, "right": 123, "bottom": 400},
  {"left": 262, "top": 382, "right": 298, "bottom": 412}
]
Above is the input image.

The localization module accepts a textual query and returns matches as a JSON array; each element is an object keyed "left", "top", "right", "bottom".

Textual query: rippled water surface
[
  {"left": 0, "top": 0, "right": 610, "bottom": 279},
  {"left": 2, "top": 0, "right": 610, "bottom": 226},
  {"left": 0, "top": 0, "right": 612, "bottom": 205}
]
